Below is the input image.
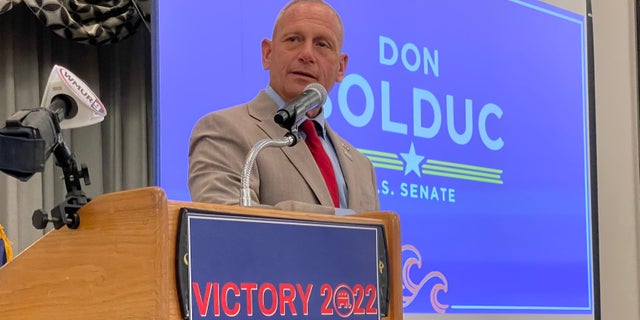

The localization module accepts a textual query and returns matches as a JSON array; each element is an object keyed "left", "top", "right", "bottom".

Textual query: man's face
[{"left": 262, "top": 2, "right": 348, "bottom": 103}]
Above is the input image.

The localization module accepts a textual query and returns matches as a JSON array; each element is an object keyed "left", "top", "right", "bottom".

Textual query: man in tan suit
[{"left": 188, "top": 0, "right": 379, "bottom": 213}]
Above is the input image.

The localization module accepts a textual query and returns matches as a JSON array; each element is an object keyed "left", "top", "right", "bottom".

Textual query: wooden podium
[{"left": 0, "top": 187, "right": 401, "bottom": 319}]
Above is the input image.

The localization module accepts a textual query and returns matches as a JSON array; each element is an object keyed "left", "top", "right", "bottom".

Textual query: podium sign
[{"left": 177, "top": 208, "right": 387, "bottom": 319}]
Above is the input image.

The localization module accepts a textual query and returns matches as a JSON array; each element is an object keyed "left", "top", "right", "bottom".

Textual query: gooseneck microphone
[
  {"left": 241, "top": 83, "right": 327, "bottom": 206},
  {"left": 273, "top": 82, "right": 327, "bottom": 130}
]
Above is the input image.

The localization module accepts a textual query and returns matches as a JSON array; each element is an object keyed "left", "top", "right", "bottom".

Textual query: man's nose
[{"left": 297, "top": 41, "right": 316, "bottom": 63}]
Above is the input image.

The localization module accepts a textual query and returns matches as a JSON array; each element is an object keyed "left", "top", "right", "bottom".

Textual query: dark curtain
[{"left": 0, "top": 2, "right": 152, "bottom": 253}]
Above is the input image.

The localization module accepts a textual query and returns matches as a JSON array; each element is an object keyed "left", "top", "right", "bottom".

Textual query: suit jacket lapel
[
  {"left": 247, "top": 91, "right": 334, "bottom": 206},
  {"left": 325, "top": 122, "right": 358, "bottom": 208}
]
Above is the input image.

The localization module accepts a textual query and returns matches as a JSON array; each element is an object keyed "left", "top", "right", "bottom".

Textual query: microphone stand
[
  {"left": 32, "top": 136, "right": 91, "bottom": 230},
  {"left": 240, "top": 130, "right": 301, "bottom": 207}
]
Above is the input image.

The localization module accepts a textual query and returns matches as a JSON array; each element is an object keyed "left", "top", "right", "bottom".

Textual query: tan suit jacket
[{"left": 188, "top": 90, "right": 380, "bottom": 213}]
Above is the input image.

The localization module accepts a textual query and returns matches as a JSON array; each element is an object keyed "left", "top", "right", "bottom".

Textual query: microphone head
[
  {"left": 39, "top": 65, "right": 107, "bottom": 129},
  {"left": 305, "top": 82, "right": 328, "bottom": 106}
]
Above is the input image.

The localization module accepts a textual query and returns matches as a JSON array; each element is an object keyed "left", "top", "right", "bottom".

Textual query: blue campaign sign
[
  {"left": 181, "top": 210, "right": 383, "bottom": 319},
  {"left": 158, "top": 0, "right": 597, "bottom": 317}
]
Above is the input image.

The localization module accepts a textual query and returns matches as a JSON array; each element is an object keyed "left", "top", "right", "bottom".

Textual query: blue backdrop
[{"left": 157, "top": 0, "right": 596, "bottom": 316}]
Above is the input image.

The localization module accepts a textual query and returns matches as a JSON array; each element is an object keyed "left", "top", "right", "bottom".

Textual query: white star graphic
[{"left": 400, "top": 142, "right": 425, "bottom": 177}]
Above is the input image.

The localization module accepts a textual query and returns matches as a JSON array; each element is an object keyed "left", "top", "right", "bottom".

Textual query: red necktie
[{"left": 300, "top": 120, "right": 339, "bottom": 207}]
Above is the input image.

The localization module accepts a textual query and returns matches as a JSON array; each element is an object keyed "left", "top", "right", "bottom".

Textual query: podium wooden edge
[
  {"left": 0, "top": 187, "right": 402, "bottom": 320},
  {"left": 355, "top": 211, "right": 402, "bottom": 320},
  {"left": 0, "top": 186, "right": 174, "bottom": 319}
]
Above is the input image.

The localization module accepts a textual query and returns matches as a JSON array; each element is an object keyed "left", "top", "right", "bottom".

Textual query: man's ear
[
  {"left": 336, "top": 53, "right": 349, "bottom": 82},
  {"left": 261, "top": 39, "right": 272, "bottom": 70}
]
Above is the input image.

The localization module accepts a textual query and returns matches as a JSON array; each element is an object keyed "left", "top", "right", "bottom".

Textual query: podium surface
[{"left": 0, "top": 187, "right": 401, "bottom": 319}]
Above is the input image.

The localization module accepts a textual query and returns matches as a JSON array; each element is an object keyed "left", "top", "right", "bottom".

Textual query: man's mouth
[{"left": 291, "top": 71, "right": 315, "bottom": 79}]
